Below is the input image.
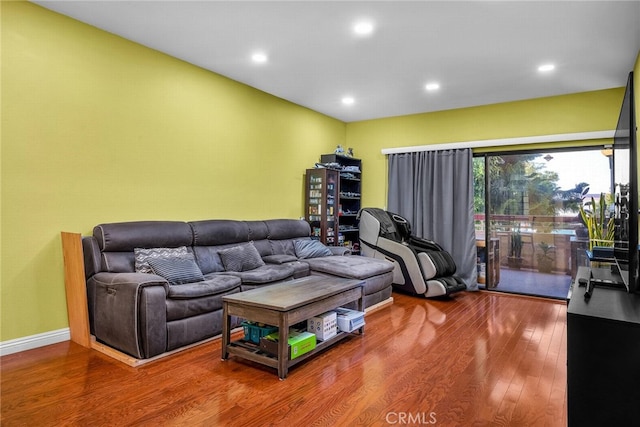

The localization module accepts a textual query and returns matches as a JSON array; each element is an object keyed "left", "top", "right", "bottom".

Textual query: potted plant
[
  {"left": 508, "top": 228, "right": 523, "bottom": 269},
  {"left": 579, "top": 193, "right": 615, "bottom": 251},
  {"left": 563, "top": 183, "right": 590, "bottom": 239},
  {"left": 536, "top": 241, "right": 555, "bottom": 273}
]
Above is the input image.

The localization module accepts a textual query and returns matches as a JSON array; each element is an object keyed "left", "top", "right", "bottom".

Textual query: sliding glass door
[{"left": 475, "top": 148, "right": 612, "bottom": 299}]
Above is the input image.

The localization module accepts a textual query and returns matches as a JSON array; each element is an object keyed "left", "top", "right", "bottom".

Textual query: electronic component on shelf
[{"left": 584, "top": 280, "right": 595, "bottom": 300}]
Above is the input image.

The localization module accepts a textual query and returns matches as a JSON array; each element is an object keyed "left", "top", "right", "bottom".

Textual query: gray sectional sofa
[{"left": 82, "top": 218, "right": 394, "bottom": 360}]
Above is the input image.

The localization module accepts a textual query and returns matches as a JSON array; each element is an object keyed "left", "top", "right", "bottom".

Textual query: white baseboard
[{"left": 0, "top": 328, "right": 70, "bottom": 357}]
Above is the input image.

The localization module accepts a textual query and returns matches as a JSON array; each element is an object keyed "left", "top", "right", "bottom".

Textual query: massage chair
[{"left": 358, "top": 207, "right": 467, "bottom": 298}]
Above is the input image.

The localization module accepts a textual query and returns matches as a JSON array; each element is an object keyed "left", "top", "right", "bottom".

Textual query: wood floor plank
[{"left": 1, "top": 291, "right": 568, "bottom": 426}]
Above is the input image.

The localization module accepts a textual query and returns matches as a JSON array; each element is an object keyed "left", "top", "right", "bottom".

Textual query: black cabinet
[
  {"left": 320, "top": 154, "right": 362, "bottom": 252},
  {"left": 567, "top": 267, "right": 640, "bottom": 427}
]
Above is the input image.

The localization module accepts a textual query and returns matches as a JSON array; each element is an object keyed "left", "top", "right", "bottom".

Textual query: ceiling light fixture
[
  {"left": 425, "top": 82, "right": 440, "bottom": 91},
  {"left": 251, "top": 52, "right": 268, "bottom": 64},
  {"left": 353, "top": 21, "right": 374, "bottom": 36},
  {"left": 342, "top": 96, "right": 355, "bottom": 106},
  {"left": 538, "top": 63, "right": 555, "bottom": 72}
]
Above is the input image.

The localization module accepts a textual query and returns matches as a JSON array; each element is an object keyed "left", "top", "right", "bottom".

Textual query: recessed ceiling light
[
  {"left": 251, "top": 52, "right": 268, "bottom": 64},
  {"left": 342, "top": 96, "right": 355, "bottom": 105},
  {"left": 425, "top": 82, "right": 440, "bottom": 91},
  {"left": 538, "top": 63, "right": 555, "bottom": 72},
  {"left": 353, "top": 21, "right": 374, "bottom": 36}
]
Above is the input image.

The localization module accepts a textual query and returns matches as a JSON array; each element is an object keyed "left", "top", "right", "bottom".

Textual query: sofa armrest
[
  {"left": 88, "top": 272, "right": 169, "bottom": 358},
  {"left": 329, "top": 246, "right": 352, "bottom": 256},
  {"left": 90, "top": 272, "right": 169, "bottom": 288}
]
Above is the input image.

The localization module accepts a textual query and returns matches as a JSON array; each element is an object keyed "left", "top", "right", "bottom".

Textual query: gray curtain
[{"left": 387, "top": 149, "right": 477, "bottom": 290}]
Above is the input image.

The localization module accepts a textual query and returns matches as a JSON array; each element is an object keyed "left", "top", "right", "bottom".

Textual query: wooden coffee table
[{"left": 221, "top": 276, "right": 365, "bottom": 379}]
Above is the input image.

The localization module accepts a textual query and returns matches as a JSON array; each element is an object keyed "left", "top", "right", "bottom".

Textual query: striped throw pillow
[{"left": 148, "top": 254, "right": 205, "bottom": 285}]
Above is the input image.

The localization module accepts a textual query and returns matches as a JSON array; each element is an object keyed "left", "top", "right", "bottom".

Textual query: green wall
[
  {"left": 1, "top": 2, "right": 345, "bottom": 341},
  {"left": 348, "top": 88, "right": 627, "bottom": 210},
  {"left": 2, "top": 2, "right": 638, "bottom": 345}
]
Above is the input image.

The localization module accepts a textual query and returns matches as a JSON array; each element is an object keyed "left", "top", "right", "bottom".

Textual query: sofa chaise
[{"left": 81, "top": 218, "right": 394, "bottom": 360}]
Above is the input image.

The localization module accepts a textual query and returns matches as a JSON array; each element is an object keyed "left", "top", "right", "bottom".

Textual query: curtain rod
[{"left": 381, "top": 130, "right": 615, "bottom": 155}]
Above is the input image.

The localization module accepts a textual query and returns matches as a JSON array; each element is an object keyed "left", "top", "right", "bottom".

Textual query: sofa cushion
[
  {"left": 246, "top": 220, "right": 270, "bottom": 241},
  {"left": 224, "top": 264, "right": 294, "bottom": 284},
  {"left": 285, "top": 260, "right": 310, "bottom": 278},
  {"left": 135, "top": 246, "right": 190, "bottom": 274},
  {"left": 148, "top": 255, "right": 205, "bottom": 285},
  {"left": 101, "top": 252, "right": 136, "bottom": 273},
  {"left": 265, "top": 219, "right": 311, "bottom": 239},
  {"left": 95, "top": 221, "right": 192, "bottom": 252},
  {"left": 252, "top": 239, "right": 272, "bottom": 257},
  {"left": 304, "top": 256, "right": 394, "bottom": 280},
  {"left": 167, "top": 275, "right": 241, "bottom": 299},
  {"left": 218, "top": 243, "right": 265, "bottom": 272},
  {"left": 191, "top": 246, "right": 225, "bottom": 274},
  {"left": 294, "top": 239, "right": 332, "bottom": 259},
  {"left": 262, "top": 254, "right": 298, "bottom": 264},
  {"left": 189, "top": 220, "right": 250, "bottom": 246},
  {"left": 269, "top": 239, "right": 297, "bottom": 256}
]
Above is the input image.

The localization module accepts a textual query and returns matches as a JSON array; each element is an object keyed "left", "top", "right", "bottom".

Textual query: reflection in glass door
[{"left": 474, "top": 149, "right": 612, "bottom": 299}]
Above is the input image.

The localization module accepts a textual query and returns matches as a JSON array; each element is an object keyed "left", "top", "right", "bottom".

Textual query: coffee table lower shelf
[
  {"left": 221, "top": 276, "right": 365, "bottom": 379},
  {"left": 226, "top": 330, "right": 361, "bottom": 373}
]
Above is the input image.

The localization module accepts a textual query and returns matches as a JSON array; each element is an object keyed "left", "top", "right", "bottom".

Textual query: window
[{"left": 474, "top": 148, "right": 612, "bottom": 298}]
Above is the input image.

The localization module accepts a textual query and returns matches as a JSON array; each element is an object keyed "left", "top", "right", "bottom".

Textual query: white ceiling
[{"left": 32, "top": 1, "right": 640, "bottom": 122}]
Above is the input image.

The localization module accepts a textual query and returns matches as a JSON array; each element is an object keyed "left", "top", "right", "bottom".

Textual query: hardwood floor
[{"left": 1, "top": 291, "right": 567, "bottom": 426}]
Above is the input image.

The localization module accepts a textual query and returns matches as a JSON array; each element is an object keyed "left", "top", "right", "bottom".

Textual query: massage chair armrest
[
  {"left": 87, "top": 272, "right": 169, "bottom": 359},
  {"left": 415, "top": 249, "right": 457, "bottom": 278},
  {"left": 416, "top": 252, "right": 438, "bottom": 280},
  {"left": 409, "top": 236, "right": 444, "bottom": 252}
]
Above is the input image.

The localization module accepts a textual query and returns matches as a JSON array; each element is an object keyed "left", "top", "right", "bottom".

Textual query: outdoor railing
[
  {"left": 474, "top": 213, "right": 586, "bottom": 274},
  {"left": 474, "top": 213, "right": 581, "bottom": 233}
]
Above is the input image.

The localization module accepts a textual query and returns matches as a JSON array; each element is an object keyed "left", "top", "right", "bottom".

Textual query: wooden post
[{"left": 61, "top": 232, "right": 90, "bottom": 348}]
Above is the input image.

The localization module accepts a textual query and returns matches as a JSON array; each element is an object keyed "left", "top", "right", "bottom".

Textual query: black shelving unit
[{"left": 320, "top": 154, "right": 362, "bottom": 252}]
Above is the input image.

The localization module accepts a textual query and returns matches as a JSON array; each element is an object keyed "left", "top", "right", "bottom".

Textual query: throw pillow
[
  {"left": 134, "top": 246, "right": 190, "bottom": 274},
  {"left": 294, "top": 239, "right": 332, "bottom": 259},
  {"left": 148, "top": 254, "right": 205, "bottom": 285},
  {"left": 218, "top": 242, "right": 265, "bottom": 272}
]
